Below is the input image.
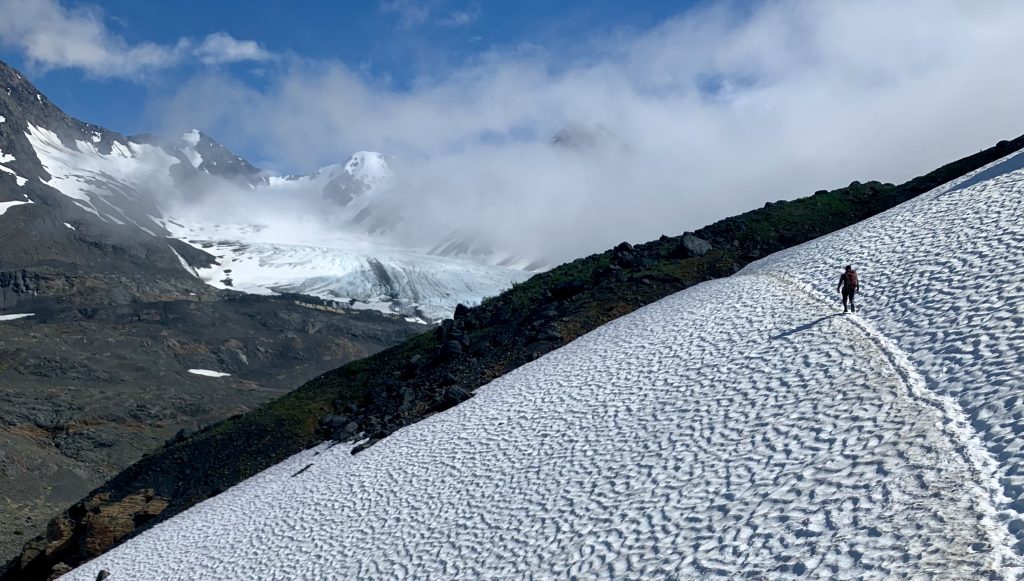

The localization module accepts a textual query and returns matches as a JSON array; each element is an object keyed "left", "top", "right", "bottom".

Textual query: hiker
[{"left": 837, "top": 265, "right": 859, "bottom": 313}]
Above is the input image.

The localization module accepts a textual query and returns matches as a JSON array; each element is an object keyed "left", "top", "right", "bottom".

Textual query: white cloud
[
  {"left": 0, "top": 0, "right": 273, "bottom": 78},
  {"left": 380, "top": 0, "right": 478, "bottom": 29},
  {"left": 380, "top": 0, "right": 432, "bottom": 29},
  {"left": 0, "top": 0, "right": 183, "bottom": 77},
  {"left": 195, "top": 32, "right": 274, "bottom": 65},
  {"left": 151, "top": 0, "right": 1024, "bottom": 263},
  {"left": 439, "top": 6, "right": 479, "bottom": 28}
]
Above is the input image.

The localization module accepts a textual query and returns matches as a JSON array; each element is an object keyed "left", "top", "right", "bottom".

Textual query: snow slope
[{"left": 64, "top": 155, "right": 1024, "bottom": 579}]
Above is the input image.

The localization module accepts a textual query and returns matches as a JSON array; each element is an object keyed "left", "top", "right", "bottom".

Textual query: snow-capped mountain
[
  {"left": 61, "top": 142, "right": 1024, "bottom": 577},
  {"left": 0, "top": 60, "right": 534, "bottom": 322},
  {"left": 174, "top": 128, "right": 265, "bottom": 187}
]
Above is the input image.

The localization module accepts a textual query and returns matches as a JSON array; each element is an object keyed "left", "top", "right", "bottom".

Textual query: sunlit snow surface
[
  {"left": 165, "top": 220, "right": 529, "bottom": 322},
  {"left": 0, "top": 145, "right": 27, "bottom": 186},
  {"left": 187, "top": 369, "right": 231, "bottom": 378},
  {"left": 0, "top": 313, "right": 34, "bottom": 321},
  {"left": 0, "top": 200, "right": 32, "bottom": 216},
  {"left": 64, "top": 153, "right": 1024, "bottom": 579}
]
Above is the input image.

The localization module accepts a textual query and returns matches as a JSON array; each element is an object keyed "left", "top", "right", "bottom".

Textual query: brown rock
[
  {"left": 46, "top": 562, "right": 70, "bottom": 581},
  {"left": 43, "top": 515, "right": 74, "bottom": 557},
  {"left": 81, "top": 489, "right": 169, "bottom": 557}
]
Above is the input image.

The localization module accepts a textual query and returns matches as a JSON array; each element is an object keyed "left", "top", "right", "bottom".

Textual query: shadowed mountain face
[{"left": 0, "top": 61, "right": 428, "bottom": 563}]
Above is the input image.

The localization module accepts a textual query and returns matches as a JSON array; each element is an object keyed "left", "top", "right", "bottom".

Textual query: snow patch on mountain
[
  {"left": 64, "top": 150, "right": 1024, "bottom": 579},
  {"left": 0, "top": 199, "right": 32, "bottom": 216},
  {"left": 0, "top": 146, "right": 26, "bottom": 186},
  {"left": 0, "top": 313, "right": 34, "bottom": 321},
  {"left": 187, "top": 369, "right": 231, "bottom": 378},
  {"left": 0, "top": 164, "right": 27, "bottom": 186},
  {"left": 167, "top": 244, "right": 199, "bottom": 277}
]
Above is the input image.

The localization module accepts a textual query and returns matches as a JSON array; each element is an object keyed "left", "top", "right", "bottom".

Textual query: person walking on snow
[{"left": 837, "top": 265, "right": 859, "bottom": 313}]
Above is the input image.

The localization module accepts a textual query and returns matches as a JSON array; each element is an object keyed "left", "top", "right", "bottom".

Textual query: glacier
[
  {"left": 61, "top": 151, "right": 1024, "bottom": 577},
  {"left": 164, "top": 220, "right": 530, "bottom": 322}
]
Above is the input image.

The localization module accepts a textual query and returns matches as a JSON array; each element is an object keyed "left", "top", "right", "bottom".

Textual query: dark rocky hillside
[
  {"left": 8, "top": 130, "right": 1022, "bottom": 580},
  {"left": 0, "top": 293, "right": 424, "bottom": 566}
]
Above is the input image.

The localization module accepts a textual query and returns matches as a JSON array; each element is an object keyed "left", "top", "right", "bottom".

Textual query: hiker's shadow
[{"left": 770, "top": 314, "right": 841, "bottom": 341}]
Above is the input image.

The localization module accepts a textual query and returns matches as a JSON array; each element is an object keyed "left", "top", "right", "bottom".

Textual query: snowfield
[{"left": 64, "top": 153, "right": 1024, "bottom": 579}]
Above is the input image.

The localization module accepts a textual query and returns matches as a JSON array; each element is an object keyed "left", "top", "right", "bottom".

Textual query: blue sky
[{"left": 0, "top": 0, "right": 703, "bottom": 140}]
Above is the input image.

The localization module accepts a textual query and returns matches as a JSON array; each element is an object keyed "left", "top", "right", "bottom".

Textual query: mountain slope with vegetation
[{"left": 6, "top": 132, "right": 1024, "bottom": 580}]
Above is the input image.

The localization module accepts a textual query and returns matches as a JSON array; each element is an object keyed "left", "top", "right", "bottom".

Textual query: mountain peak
[
  {"left": 176, "top": 128, "right": 263, "bottom": 184},
  {"left": 317, "top": 151, "right": 393, "bottom": 208}
]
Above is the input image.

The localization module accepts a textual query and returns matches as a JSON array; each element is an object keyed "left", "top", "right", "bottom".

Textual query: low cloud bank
[{"left": 154, "top": 0, "right": 1024, "bottom": 263}]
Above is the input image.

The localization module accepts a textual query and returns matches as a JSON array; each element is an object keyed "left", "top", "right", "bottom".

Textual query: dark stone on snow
[{"left": 350, "top": 438, "right": 380, "bottom": 455}]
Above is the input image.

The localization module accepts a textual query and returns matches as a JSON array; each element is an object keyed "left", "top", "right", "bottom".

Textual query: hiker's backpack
[{"left": 846, "top": 270, "right": 859, "bottom": 290}]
